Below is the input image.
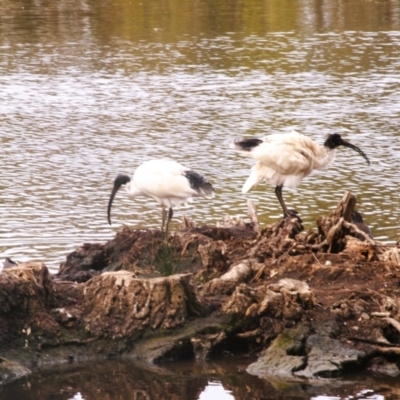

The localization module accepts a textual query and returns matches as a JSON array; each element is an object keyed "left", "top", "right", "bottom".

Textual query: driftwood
[
  {"left": 315, "top": 191, "right": 390, "bottom": 261},
  {"left": 247, "top": 199, "right": 260, "bottom": 234},
  {"left": 316, "top": 191, "right": 356, "bottom": 253}
]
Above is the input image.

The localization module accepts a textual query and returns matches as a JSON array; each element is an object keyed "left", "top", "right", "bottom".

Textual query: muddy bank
[{"left": 1, "top": 192, "right": 400, "bottom": 385}]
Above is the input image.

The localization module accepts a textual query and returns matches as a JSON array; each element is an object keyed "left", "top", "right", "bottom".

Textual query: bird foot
[{"left": 284, "top": 209, "right": 303, "bottom": 223}]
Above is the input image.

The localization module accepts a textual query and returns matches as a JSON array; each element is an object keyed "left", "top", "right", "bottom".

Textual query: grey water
[{"left": 1, "top": 0, "right": 400, "bottom": 397}]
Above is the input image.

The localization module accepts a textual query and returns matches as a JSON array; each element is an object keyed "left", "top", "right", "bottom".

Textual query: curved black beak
[
  {"left": 340, "top": 139, "right": 370, "bottom": 165},
  {"left": 107, "top": 174, "right": 131, "bottom": 225}
]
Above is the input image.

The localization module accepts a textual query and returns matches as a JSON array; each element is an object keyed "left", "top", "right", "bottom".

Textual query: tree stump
[{"left": 317, "top": 191, "right": 356, "bottom": 253}]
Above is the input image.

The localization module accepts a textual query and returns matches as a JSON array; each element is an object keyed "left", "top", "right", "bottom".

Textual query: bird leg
[
  {"left": 275, "top": 185, "right": 288, "bottom": 215},
  {"left": 275, "top": 185, "right": 299, "bottom": 219},
  {"left": 157, "top": 205, "right": 174, "bottom": 276},
  {"left": 161, "top": 205, "right": 174, "bottom": 239},
  {"left": 165, "top": 207, "right": 173, "bottom": 238},
  {"left": 161, "top": 205, "right": 167, "bottom": 233}
]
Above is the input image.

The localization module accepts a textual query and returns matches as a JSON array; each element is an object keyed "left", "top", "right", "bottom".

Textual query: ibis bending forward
[
  {"left": 231, "top": 131, "right": 370, "bottom": 217},
  {"left": 107, "top": 159, "right": 215, "bottom": 231}
]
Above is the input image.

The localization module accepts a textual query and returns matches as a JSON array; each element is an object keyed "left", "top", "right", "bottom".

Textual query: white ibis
[
  {"left": 352, "top": 210, "right": 373, "bottom": 240},
  {"left": 231, "top": 130, "right": 370, "bottom": 217},
  {"left": 107, "top": 159, "right": 215, "bottom": 232}
]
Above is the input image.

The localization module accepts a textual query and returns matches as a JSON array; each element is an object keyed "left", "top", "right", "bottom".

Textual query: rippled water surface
[{"left": 1, "top": 0, "right": 400, "bottom": 273}]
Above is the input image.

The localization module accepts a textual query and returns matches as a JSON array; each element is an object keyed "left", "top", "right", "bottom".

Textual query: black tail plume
[
  {"left": 184, "top": 171, "right": 215, "bottom": 198},
  {"left": 231, "top": 138, "right": 263, "bottom": 152}
]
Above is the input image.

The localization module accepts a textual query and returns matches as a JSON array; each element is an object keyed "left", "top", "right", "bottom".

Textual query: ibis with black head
[
  {"left": 231, "top": 130, "right": 370, "bottom": 217},
  {"left": 107, "top": 159, "right": 215, "bottom": 233}
]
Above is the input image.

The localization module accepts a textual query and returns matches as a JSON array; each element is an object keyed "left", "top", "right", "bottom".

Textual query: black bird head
[
  {"left": 324, "top": 133, "right": 370, "bottom": 165},
  {"left": 107, "top": 174, "right": 131, "bottom": 225}
]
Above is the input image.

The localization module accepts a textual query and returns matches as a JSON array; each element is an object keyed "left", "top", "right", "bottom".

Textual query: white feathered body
[
  {"left": 234, "top": 131, "right": 335, "bottom": 193},
  {"left": 125, "top": 160, "right": 214, "bottom": 207}
]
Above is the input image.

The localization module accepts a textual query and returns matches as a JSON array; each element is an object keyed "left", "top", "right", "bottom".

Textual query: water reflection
[
  {"left": 2, "top": 0, "right": 400, "bottom": 41},
  {"left": 198, "top": 381, "right": 234, "bottom": 400},
  {"left": 0, "top": 359, "right": 399, "bottom": 400},
  {"left": 311, "top": 391, "right": 384, "bottom": 400},
  {"left": 68, "top": 393, "right": 84, "bottom": 400},
  {"left": 1, "top": 0, "right": 400, "bottom": 272}
]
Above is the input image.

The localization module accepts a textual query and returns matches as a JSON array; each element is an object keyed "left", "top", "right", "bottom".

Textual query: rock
[
  {"left": 367, "top": 356, "right": 400, "bottom": 377},
  {"left": 247, "top": 321, "right": 365, "bottom": 379},
  {"left": 294, "top": 332, "right": 364, "bottom": 378},
  {"left": 246, "top": 324, "right": 309, "bottom": 377},
  {"left": 0, "top": 357, "right": 31, "bottom": 385}
]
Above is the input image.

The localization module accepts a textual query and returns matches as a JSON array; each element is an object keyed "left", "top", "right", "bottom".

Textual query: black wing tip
[
  {"left": 232, "top": 138, "right": 263, "bottom": 151},
  {"left": 184, "top": 171, "right": 215, "bottom": 198}
]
